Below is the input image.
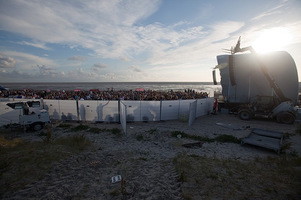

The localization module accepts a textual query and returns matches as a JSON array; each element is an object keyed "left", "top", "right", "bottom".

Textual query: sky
[{"left": 0, "top": 0, "right": 300, "bottom": 83}]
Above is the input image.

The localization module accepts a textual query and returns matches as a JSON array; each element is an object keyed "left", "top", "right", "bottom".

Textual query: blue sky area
[{"left": 0, "top": 0, "right": 300, "bottom": 82}]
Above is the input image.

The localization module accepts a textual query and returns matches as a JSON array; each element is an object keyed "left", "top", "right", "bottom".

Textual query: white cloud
[
  {"left": 129, "top": 65, "right": 142, "bottom": 72},
  {"left": 147, "top": 21, "right": 244, "bottom": 66},
  {"left": 0, "top": 0, "right": 300, "bottom": 82},
  {"left": 93, "top": 63, "right": 108, "bottom": 69},
  {"left": 0, "top": 53, "right": 16, "bottom": 68},
  {"left": 68, "top": 55, "right": 86, "bottom": 61},
  {"left": 1, "top": 51, "right": 57, "bottom": 71},
  {"left": 0, "top": 0, "right": 161, "bottom": 60},
  {"left": 16, "top": 41, "right": 51, "bottom": 50}
]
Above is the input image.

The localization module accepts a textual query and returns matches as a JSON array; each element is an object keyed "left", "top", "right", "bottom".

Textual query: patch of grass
[
  {"left": 0, "top": 136, "right": 23, "bottom": 148},
  {"left": 171, "top": 131, "right": 214, "bottom": 142},
  {"left": 56, "top": 133, "right": 92, "bottom": 151},
  {"left": 173, "top": 153, "right": 301, "bottom": 199},
  {"left": 148, "top": 128, "right": 158, "bottom": 134},
  {"left": 88, "top": 127, "right": 122, "bottom": 135},
  {"left": 138, "top": 157, "right": 147, "bottom": 161},
  {"left": 214, "top": 134, "right": 240, "bottom": 143},
  {"left": 0, "top": 134, "right": 93, "bottom": 198},
  {"left": 109, "top": 188, "right": 120, "bottom": 196},
  {"left": 111, "top": 128, "right": 121, "bottom": 134},
  {"left": 281, "top": 142, "right": 292, "bottom": 152},
  {"left": 295, "top": 124, "right": 301, "bottom": 135},
  {"left": 71, "top": 124, "right": 90, "bottom": 132},
  {"left": 171, "top": 131, "right": 240, "bottom": 144},
  {"left": 57, "top": 123, "right": 73, "bottom": 129},
  {"left": 136, "top": 134, "right": 144, "bottom": 141},
  {"left": 88, "top": 127, "right": 103, "bottom": 134}
]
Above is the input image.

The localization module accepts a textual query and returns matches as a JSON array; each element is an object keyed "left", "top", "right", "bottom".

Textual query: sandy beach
[{"left": 1, "top": 113, "right": 301, "bottom": 199}]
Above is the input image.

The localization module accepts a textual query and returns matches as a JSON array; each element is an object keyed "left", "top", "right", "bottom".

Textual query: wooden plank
[
  {"left": 242, "top": 133, "right": 282, "bottom": 153},
  {"left": 252, "top": 128, "right": 283, "bottom": 139}
]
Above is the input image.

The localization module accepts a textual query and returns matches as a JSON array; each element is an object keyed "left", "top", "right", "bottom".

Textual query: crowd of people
[{"left": 0, "top": 88, "right": 209, "bottom": 101}]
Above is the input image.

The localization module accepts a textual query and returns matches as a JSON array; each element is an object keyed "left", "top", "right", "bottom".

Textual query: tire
[
  {"left": 32, "top": 122, "right": 44, "bottom": 131},
  {"left": 276, "top": 112, "right": 295, "bottom": 124},
  {"left": 238, "top": 109, "right": 252, "bottom": 120}
]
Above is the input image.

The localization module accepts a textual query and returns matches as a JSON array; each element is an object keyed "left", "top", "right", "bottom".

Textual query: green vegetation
[
  {"left": 295, "top": 124, "right": 301, "bottom": 135},
  {"left": 173, "top": 153, "right": 301, "bottom": 199},
  {"left": 136, "top": 134, "right": 144, "bottom": 141},
  {"left": 111, "top": 128, "right": 121, "bottom": 134},
  {"left": 148, "top": 128, "right": 158, "bottom": 134},
  {"left": 56, "top": 123, "right": 122, "bottom": 135},
  {"left": 71, "top": 124, "right": 90, "bottom": 132},
  {"left": 171, "top": 131, "right": 240, "bottom": 144},
  {"left": 0, "top": 132, "right": 92, "bottom": 197},
  {"left": 57, "top": 123, "right": 73, "bottom": 129}
]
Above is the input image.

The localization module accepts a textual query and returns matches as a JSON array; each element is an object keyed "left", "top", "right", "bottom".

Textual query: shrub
[
  {"left": 171, "top": 131, "right": 240, "bottom": 144},
  {"left": 71, "top": 124, "right": 89, "bottom": 132},
  {"left": 148, "top": 128, "right": 158, "bottom": 134},
  {"left": 136, "top": 135, "right": 144, "bottom": 141},
  {"left": 88, "top": 127, "right": 102, "bottom": 134},
  {"left": 171, "top": 131, "right": 214, "bottom": 143},
  {"left": 214, "top": 134, "right": 240, "bottom": 143},
  {"left": 111, "top": 128, "right": 121, "bottom": 134},
  {"left": 55, "top": 133, "right": 91, "bottom": 151},
  {"left": 57, "top": 123, "right": 72, "bottom": 129}
]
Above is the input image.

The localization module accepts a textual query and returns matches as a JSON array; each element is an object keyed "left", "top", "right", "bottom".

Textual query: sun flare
[{"left": 252, "top": 27, "right": 292, "bottom": 53}]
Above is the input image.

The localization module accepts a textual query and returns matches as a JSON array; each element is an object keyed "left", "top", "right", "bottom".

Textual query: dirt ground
[{"left": 1, "top": 113, "right": 301, "bottom": 199}]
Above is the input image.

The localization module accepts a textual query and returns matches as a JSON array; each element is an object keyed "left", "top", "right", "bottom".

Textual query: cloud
[
  {"left": 93, "top": 63, "right": 108, "bottom": 69},
  {"left": 1, "top": 51, "right": 56, "bottom": 70},
  {"left": 0, "top": 53, "right": 16, "bottom": 68},
  {"left": 37, "top": 64, "right": 57, "bottom": 76},
  {"left": 16, "top": 41, "right": 51, "bottom": 50},
  {"left": 68, "top": 55, "right": 86, "bottom": 61},
  {"left": 129, "top": 65, "right": 142, "bottom": 72},
  {"left": 147, "top": 21, "right": 244, "bottom": 66},
  {"left": 0, "top": 0, "right": 161, "bottom": 59},
  {"left": 251, "top": 4, "right": 285, "bottom": 21}
]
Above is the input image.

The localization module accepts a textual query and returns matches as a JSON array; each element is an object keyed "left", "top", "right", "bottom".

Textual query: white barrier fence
[
  {"left": 0, "top": 98, "right": 214, "bottom": 127},
  {"left": 188, "top": 101, "right": 197, "bottom": 127},
  {"left": 120, "top": 101, "right": 127, "bottom": 135}
]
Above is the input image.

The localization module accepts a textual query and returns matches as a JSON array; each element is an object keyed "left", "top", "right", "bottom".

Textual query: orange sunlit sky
[{"left": 0, "top": 0, "right": 301, "bottom": 82}]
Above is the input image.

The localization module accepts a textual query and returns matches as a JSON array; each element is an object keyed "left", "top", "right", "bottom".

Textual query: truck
[
  {"left": 212, "top": 37, "right": 299, "bottom": 124},
  {"left": 6, "top": 100, "right": 50, "bottom": 131}
]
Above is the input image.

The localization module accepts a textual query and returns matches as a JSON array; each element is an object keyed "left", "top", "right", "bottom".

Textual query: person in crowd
[
  {"left": 212, "top": 98, "right": 218, "bottom": 114},
  {"left": 0, "top": 88, "right": 209, "bottom": 101}
]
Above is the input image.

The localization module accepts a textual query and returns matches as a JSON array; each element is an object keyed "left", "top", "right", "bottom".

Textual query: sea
[{"left": 0, "top": 82, "right": 222, "bottom": 93}]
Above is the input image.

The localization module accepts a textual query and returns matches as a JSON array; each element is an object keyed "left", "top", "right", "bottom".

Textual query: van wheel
[
  {"left": 276, "top": 112, "right": 295, "bottom": 124},
  {"left": 238, "top": 109, "right": 252, "bottom": 120},
  {"left": 32, "top": 122, "right": 44, "bottom": 131}
]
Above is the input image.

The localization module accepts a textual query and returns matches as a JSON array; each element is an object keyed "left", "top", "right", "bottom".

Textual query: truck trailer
[{"left": 213, "top": 37, "right": 299, "bottom": 124}]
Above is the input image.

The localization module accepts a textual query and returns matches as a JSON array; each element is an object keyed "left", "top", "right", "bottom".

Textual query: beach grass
[
  {"left": 173, "top": 153, "right": 301, "bottom": 200},
  {"left": 171, "top": 131, "right": 240, "bottom": 144},
  {"left": 0, "top": 132, "right": 92, "bottom": 197}
]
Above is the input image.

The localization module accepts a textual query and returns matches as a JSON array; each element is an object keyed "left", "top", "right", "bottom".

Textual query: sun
[{"left": 252, "top": 27, "right": 292, "bottom": 53}]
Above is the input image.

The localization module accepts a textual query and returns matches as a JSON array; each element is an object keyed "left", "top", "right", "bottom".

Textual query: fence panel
[
  {"left": 140, "top": 101, "right": 161, "bottom": 121},
  {"left": 1, "top": 98, "right": 215, "bottom": 124},
  {"left": 188, "top": 101, "right": 197, "bottom": 126},
  {"left": 43, "top": 100, "right": 60, "bottom": 120},
  {"left": 196, "top": 98, "right": 213, "bottom": 117},
  {"left": 122, "top": 101, "right": 141, "bottom": 122},
  {"left": 98, "top": 101, "right": 119, "bottom": 122},
  {"left": 58, "top": 100, "right": 78, "bottom": 121},
  {"left": 120, "top": 102, "right": 127, "bottom": 135},
  {"left": 78, "top": 101, "right": 98, "bottom": 122},
  {"left": 179, "top": 100, "right": 195, "bottom": 121},
  {"left": 161, "top": 100, "right": 180, "bottom": 120}
]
